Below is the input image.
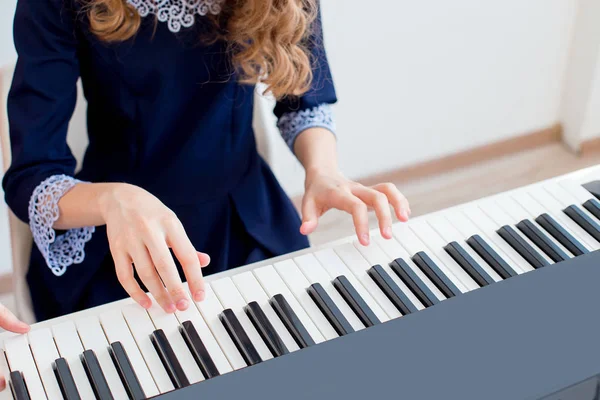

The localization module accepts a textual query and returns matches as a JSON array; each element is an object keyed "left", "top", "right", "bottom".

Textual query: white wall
[
  {"left": 0, "top": 0, "right": 17, "bottom": 68},
  {"left": 0, "top": 0, "right": 17, "bottom": 275},
  {"left": 559, "top": 0, "right": 600, "bottom": 149},
  {"left": 267, "top": 0, "right": 578, "bottom": 197}
]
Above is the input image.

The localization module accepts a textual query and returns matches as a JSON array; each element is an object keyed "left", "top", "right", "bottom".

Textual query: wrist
[
  {"left": 96, "top": 183, "right": 129, "bottom": 223},
  {"left": 305, "top": 165, "right": 343, "bottom": 186}
]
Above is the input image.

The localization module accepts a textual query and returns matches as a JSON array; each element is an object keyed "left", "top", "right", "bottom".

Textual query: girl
[{"left": 2, "top": 0, "right": 410, "bottom": 325}]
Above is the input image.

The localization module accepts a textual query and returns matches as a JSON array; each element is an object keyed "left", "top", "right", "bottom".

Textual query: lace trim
[
  {"left": 277, "top": 104, "right": 336, "bottom": 151},
  {"left": 128, "top": 0, "right": 225, "bottom": 32},
  {"left": 28, "top": 175, "right": 95, "bottom": 277}
]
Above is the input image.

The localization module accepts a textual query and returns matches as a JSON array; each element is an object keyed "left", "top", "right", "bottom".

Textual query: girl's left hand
[{"left": 300, "top": 167, "right": 411, "bottom": 246}]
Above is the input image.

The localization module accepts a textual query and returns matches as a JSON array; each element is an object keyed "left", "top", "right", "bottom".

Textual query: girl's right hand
[
  {"left": 0, "top": 304, "right": 30, "bottom": 392},
  {"left": 99, "top": 183, "right": 210, "bottom": 313}
]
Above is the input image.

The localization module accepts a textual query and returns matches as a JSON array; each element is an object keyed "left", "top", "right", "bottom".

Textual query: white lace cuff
[
  {"left": 277, "top": 104, "right": 336, "bottom": 152},
  {"left": 28, "top": 175, "right": 95, "bottom": 277}
]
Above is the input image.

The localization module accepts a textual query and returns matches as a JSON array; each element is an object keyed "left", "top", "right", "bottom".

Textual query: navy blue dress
[{"left": 2, "top": 0, "right": 337, "bottom": 321}]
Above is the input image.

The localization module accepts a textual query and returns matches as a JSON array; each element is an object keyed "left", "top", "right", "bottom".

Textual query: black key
[
  {"left": 270, "top": 294, "right": 316, "bottom": 349},
  {"left": 444, "top": 241, "right": 495, "bottom": 287},
  {"left": 368, "top": 265, "right": 419, "bottom": 314},
  {"left": 583, "top": 198, "right": 600, "bottom": 221},
  {"left": 412, "top": 251, "right": 462, "bottom": 298},
  {"left": 81, "top": 349, "right": 114, "bottom": 400},
  {"left": 333, "top": 275, "right": 381, "bottom": 327},
  {"left": 535, "top": 213, "right": 588, "bottom": 257},
  {"left": 516, "top": 220, "right": 570, "bottom": 263},
  {"left": 54, "top": 358, "right": 81, "bottom": 400},
  {"left": 496, "top": 225, "right": 550, "bottom": 269},
  {"left": 151, "top": 329, "right": 190, "bottom": 389},
  {"left": 563, "top": 205, "right": 600, "bottom": 243},
  {"left": 583, "top": 180, "right": 600, "bottom": 200},
  {"left": 467, "top": 235, "right": 518, "bottom": 279},
  {"left": 245, "top": 302, "right": 289, "bottom": 357},
  {"left": 307, "top": 283, "right": 354, "bottom": 336},
  {"left": 109, "top": 342, "right": 146, "bottom": 400},
  {"left": 180, "top": 321, "right": 220, "bottom": 379},
  {"left": 9, "top": 371, "right": 30, "bottom": 400},
  {"left": 220, "top": 309, "right": 262, "bottom": 366},
  {"left": 389, "top": 259, "right": 440, "bottom": 307}
]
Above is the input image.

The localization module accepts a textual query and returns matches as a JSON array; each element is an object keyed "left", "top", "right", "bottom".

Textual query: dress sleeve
[
  {"left": 274, "top": 4, "right": 338, "bottom": 153},
  {"left": 2, "top": 0, "right": 95, "bottom": 276}
]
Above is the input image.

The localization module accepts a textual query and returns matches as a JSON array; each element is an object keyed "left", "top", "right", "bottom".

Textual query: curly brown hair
[{"left": 85, "top": 0, "right": 318, "bottom": 99}]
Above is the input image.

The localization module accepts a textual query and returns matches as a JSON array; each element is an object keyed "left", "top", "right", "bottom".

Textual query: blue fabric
[{"left": 3, "top": 0, "right": 338, "bottom": 321}]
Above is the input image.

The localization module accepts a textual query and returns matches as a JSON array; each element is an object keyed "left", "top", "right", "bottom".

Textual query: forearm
[
  {"left": 53, "top": 182, "right": 119, "bottom": 229},
  {"left": 294, "top": 127, "right": 339, "bottom": 177}
]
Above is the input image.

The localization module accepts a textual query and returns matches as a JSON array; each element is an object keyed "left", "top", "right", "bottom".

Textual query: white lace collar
[{"left": 128, "top": 0, "right": 225, "bottom": 32}]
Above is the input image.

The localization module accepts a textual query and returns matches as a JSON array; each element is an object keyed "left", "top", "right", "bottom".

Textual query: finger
[
  {"left": 167, "top": 224, "right": 205, "bottom": 303},
  {"left": 372, "top": 182, "right": 410, "bottom": 221},
  {"left": 146, "top": 234, "right": 190, "bottom": 311},
  {"left": 113, "top": 251, "right": 151, "bottom": 309},
  {"left": 353, "top": 186, "right": 393, "bottom": 239},
  {"left": 0, "top": 304, "right": 29, "bottom": 334},
  {"left": 300, "top": 196, "right": 319, "bottom": 235},
  {"left": 131, "top": 244, "right": 176, "bottom": 313},
  {"left": 330, "top": 191, "right": 370, "bottom": 245},
  {"left": 197, "top": 252, "right": 211, "bottom": 268},
  {"left": 0, "top": 374, "right": 5, "bottom": 392}
]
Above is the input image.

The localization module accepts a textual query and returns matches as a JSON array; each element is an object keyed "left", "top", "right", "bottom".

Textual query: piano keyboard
[{"left": 1, "top": 164, "right": 600, "bottom": 399}]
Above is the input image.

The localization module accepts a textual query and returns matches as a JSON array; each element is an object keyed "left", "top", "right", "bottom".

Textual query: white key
[
  {"left": 461, "top": 204, "right": 533, "bottom": 273},
  {"left": 494, "top": 195, "right": 572, "bottom": 258},
  {"left": 313, "top": 248, "right": 390, "bottom": 322},
  {"left": 52, "top": 321, "right": 96, "bottom": 399},
  {"left": 334, "top": 243, "right": 402, "bottom": 319},
  {"left": 4, "top": 335, "right": 47, "bottom": 400},
  {"left": 122, "top": 304, "right": 175, "bottom": 392},
  {"left": 99, "top": 310, "right": 160, "bottom": 396},
  {"left": 559, "top": 178, "right": 595, "bottom": 203},
  {"left": 444, "top": 209, "right": 525, "bottom": 275},
  {"left": 408, "top": 220, "right": 479, "bottom": 290},
  {"left": 174, "top": 293, "right": 233, "bottom": 375},
  {"left": 27, "top": 328, "right": 66, "bottom": 400},
  {"left": 392, "top": 223, "right": 471, "bottom": 292},
  {"left": 295, "top": 253, "right": 366, "bottom": 330},
  {"left": 253, "top": 265, "right": 325, "bottom": 343},
  {"left": 373, "top": 236, "right": 446, "bottom": 301},
  {"left": 76, "top": 316, "right": 129, "bottom": 398},
  {"left": 232, "top": 271, "right": 300, "bottom": 352},
  {"left": 518, "top": 187, "right": 595, "bottom": 250},
  {"left": 426, "top": 214, "right": 502, "bottom": 283},
  {"left": 544, "top": 182, "right": 600, "bottom": 225},
  {"left": 527, "top": 186, "right": 599, "bottom": 250},
  {"left": 192, "top": 284, "right": 247, "bottom": 369},
  {"left": 274, "top": 260, "right": 339, "bottom": 340},
  {"left": 352, "top": 241, "right": 425, "bottom": 310},
  {"left": 211, "top": 278, "right": 274, "bottom": 361},
  {"left": 0, "top": 346, "right": 12, "bottom": 400},
  {"left": 146, "top": 295, "right": 204, "bottom": 383},
  {"left": 546, "top": 181, "right": 588, "bottom": 204}
]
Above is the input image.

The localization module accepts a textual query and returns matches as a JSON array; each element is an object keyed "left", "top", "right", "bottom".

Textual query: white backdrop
[
  {"left": 267, "top": 0, "right": 579, "bottom": 197},
  {"left": 0, "top": 0, "right": 16, "bottom": 67}
]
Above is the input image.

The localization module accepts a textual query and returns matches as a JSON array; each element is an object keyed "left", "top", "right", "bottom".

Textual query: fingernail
[
  {"left": 361, "top": 233, "right": 370, "bottom": 245},
  {"left": 384, "top": 226, "right": 392, "bottom": 238},
  {"left": 166, "top": 303, "right": 176, "bottom": 313},
  {"left": 140, "top": 299, "right": 151, "bottom": 309},
  {"left": 194, "top": 290, "right": 205, "bottom": 302},
  {"left": 176, "top": 299, "right": 189, "bottom": 310},
  {"left": 401, "top": 210, "right": 409, "bottom": 220}
]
